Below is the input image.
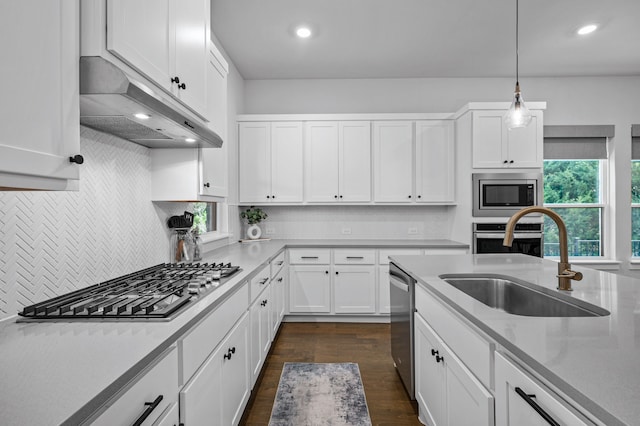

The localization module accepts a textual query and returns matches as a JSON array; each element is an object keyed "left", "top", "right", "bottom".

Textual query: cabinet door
[
  {"left": 107, "top": 0, "right": 171, "bottom": 91},
  {"left": 200, "top": 145, "right": 228, "bottom": 197},
  {"left": 415, "top": 120, "right": 455, "bottom": 203},
  {"left": 271, "top": 272, "right": 286, "bottom": 338},
  {"left": 340, "top": 121, "right": 372, "bottom": 202},
  {"left": 171, "top": 0, "right": 208, "bottom": 117},
  {"left": 495, "top": 352, "right": 592, "bottom": 426},
  {"left": 305, "top": 122, "right": 340, "bottom": 202},
  {"left": 334, "top": 266, "right": 376, "bottom": 314},
  {"left": 207, "top": 43, "right": 229, "bottom": 138},
  {"left": 221, "top": 314, "right": 250, "bottom": 426},
  {"left": 271, "top": 122, "right": 304, "bottom": 202},
  {"left": 415, "top": 313, "right": 446, "bottom": 426},
  {"left": 0, "top": 0, "right": 80, "bottom": 190},
  {"left": 289, "top": 266, "right": 331, "bottom": 313},
  {"left": 239, "top": 122, "right": 272, "bottom": 203},
  {"left": 249, "top": 294, "right": 268, "bottom": 387},
  {"left": 472, "top": 111, "right": 506, "bottom": 168},
  {"left": 373, "top": 121, "right": 414, "bottom": 202},
  {"left": 504, "top": 111, "right": 543, "bottom": 168}
]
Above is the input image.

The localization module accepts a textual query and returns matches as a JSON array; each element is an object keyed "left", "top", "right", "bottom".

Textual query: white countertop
[
  {"left": 0, "top": 238, "right": 467, "bottom": 426},
  {"left": 390, "top": 253, "right": 640, "bottom": 426}
]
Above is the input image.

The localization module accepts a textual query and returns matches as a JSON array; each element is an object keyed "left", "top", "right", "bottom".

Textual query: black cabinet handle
[
  {"left": 408, "top": 195, "right": 412, "bottom": 198},
  {"left": 431, "top": 349, "right": 439, "bottom": 356},
  {"left": 325, "top": 270, "right": 329, "bottom": 274},
  {"left": 346, "top": 256, "right": 364, "bottom": 259},
  {"left": 435, "top": 355, "right": 444, "bottom": 363},
  {"left": 69, "top": 155, "right": 84, "bottom": 164},
  {"left": 277, "top": 277, "right": 283, "bottom": 282},
  {"left": 417, "top": 195, "right": 422, "bottom": 199},
  {"left": 272, "top": 195, "right": 276, "bottom": 199},
  {"left": 266, "top": 195, "right": 271, "bottom": 199},
  {"left": 230, "top": 346, "right": 236, "bottom": 354},
  {"left": 503, "top": 160, "right": 508, "bottom": 164},
  {"left": 301, "top": 256, "right": 319, "bottom": 259},
  {"left": 177, "top": 82, "right": 186, "bottom": 90},
  {"left": 259, "top": 278, "right": 268, "bottom": 285},
  {"left": 334, "top": 195, "right": 338, "bottom": 199},
  {"left": 171, "top": 76, "right": 180, "bottom": 84},
  {"left": 261, "top": 300, "right": 268, "bottom": 306},
  {"left": 515, "top": 387, "right": 560, "bottom": 426},
  {"left": 339, "top": 195, "right": 343, "bottom": 199},
  {"left": 335, "top": 271, "right": 339, "bottom": 275},
  {"left": 204, "top": 182, "right": 210, "bottom": 188},
  {"left": 132, "top": 395, "right": 163, "bottom": 426}
]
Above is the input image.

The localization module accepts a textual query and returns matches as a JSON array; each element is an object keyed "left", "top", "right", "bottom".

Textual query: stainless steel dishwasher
[{"left": 390, "top": 261, "right": 416, "bottom": 400}]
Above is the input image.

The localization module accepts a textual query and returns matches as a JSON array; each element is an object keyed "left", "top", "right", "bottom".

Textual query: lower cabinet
[
  {"left": 495, "top": 352, "right": 593, "bottom": 426},
  {"left": 415, "top": 313, "right": 494, "bottom": 426},
  {"left": 289, "top": 265, "right": 332, "bottom": 313},
  {"left": 334, "top": 266, "right": 376, "bottom": 313},
  {"left": 91, "top": 346, "right": 179, "bottom": 426},
  {"left": 180, "top": 313, "right": 250, "bottom": 426},
  {"left": 271, "top": 267, "right": 286, "bottom": 337},
  {"left": 250, "top": 282, "right": 272, "bottom": 386}
]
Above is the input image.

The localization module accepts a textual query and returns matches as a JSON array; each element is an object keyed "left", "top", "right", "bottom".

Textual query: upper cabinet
[
  {"left": 106, "top": 0, "right": 209, "bottom": 118},
  {"left": 305, "top": 121, "right": 371, "bottom": 203},
  {"left": 0, "top": 0, "right": 81, "bottom": 191},
  {"left": 239, "top": 122, "right": 304, "bottom": 204},
  {"left": 415, "top": 120, "right": 455, "bottom": 203},
  {"left": 373, "top": 121, "right": 414, "bottom": 202},
  {"left": 471, "top": 109, "right": 543, "bottom": 169}
]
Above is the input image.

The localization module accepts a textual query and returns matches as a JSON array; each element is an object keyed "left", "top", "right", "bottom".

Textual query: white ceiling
[{"left": 211, "top": 0, "right": 640, "bottom": 80}]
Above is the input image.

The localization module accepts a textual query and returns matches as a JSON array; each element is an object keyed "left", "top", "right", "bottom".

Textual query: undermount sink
[{"left": 438, "top": 274, "right": 610, "bottom": 317}]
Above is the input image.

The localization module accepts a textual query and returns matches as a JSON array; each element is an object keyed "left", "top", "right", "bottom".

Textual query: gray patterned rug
[{"left": 268, "top": 362, "right": 373, "bottom": 426}]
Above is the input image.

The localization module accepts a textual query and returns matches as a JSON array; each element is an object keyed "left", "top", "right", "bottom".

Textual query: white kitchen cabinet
[
  {"left": 289, "top": 266, "right": 332, "bottom": 313},
  {"left": 0, "top": 0, "right": 81, "bottom": 191},
  {"left": 472, "top": 110, "right": 543, "bottom": 169},
  {"left": 304, "top": 121, "right": 371, "bottom": 203},
  {"left": 495, "top": 352, "right": 594, "bottom": 426},
  {"left": 373, "top": 121, "right": 414, "bottom": 202},
  {"left": 150, "top": 147, "right": 227, "bottom": 200},
  {"left": 377, "top": 249, "right": 423, "bottom": 314},
  {"left": 180, "top": 313, "right": 249, "bottom": 426},
  {"left": 249, "top": 283, "right": 272, "bottom": 387},
  {"left": 415, "top": 313, "right": 494, "bottom": 426},
  {"left": 239, "top": 122, "right": 304, "bottom": 204},
  {"left": 271, "top": 267, "right": 286, "bottom": 337},
  {"left": 107, "top": 0, "right": 209, "bottom": 118},
  {"left": 333, "top": 266, "right": 376, "bottom": 314},
  {"left": 207, "top": 42, "right": 229, "bottom": 140},
  {"left": 415, "top": 120, "right": 455, "bottom": 203},
  {"left": 92, "top": 346, "right": 179, "bottom": 426}
]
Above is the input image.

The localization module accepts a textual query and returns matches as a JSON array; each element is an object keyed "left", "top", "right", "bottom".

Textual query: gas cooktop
[{"left": 17, "top": 262, "right": 241, "bottom": 322}]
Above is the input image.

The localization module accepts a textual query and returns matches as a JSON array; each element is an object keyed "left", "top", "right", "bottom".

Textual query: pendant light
[{"left": 504, "top": 0, "right": 532, "bottom": 129}]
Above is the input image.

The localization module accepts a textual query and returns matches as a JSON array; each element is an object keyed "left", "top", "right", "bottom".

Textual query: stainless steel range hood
[{"left": 79, "top": 56, "right": 222, "bottom": 149}]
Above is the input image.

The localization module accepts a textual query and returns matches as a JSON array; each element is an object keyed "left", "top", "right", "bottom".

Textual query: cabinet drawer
[
  {"left": 250, "top": 264, "right": 271, "bottom": 302},
  {"left": 181, "top": 283, "right": 249, "bottom": 383},
  {"left": 288, "top": 249, "right": 330, "bottom": 264},
  {"left": 333, "top": 249, "right": 376, "bottom": 265},
  {"left": 271, "top": 251, "right": 285, "bottom": 278},
  {"left": 378, "top": 248, "right": 422, "bottom": 265},
  {"left": 92, "top": 346, "right": 178, "bottom": 426},
  {"left": 415, "top": 284, "right": 492, "bottom": 387}
]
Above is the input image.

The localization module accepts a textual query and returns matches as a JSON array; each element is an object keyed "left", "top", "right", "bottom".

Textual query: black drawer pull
[
  {"left": 277, "top": 277, "right": 283, "bottom": 282},
  {"left": 431, "top": 349, "right": 439, "bottom": 356},
  {"left": 515, "top": 387, "right": 560, "bottom": 426},
  {"left": 259, "top": 278, "right": 269, "bottom": 285},
  {"left": 435, "top": 355, "right": 444, "bottom": 363},
  {"left": 132, "top": 395, "right": 163, "bottom": 426},
  {"left": 301, "top": 256, "right": 319, "bottom": 259},
  {"left": 346, "top": 256, "right": 364, "bottom": 259},
  {"left": 276, "top": 261, "right": 284, "bottom": 266}
]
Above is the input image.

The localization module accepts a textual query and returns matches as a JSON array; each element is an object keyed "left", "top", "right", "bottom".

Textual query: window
[
  {"left": 632, "top": 125, "right": 640, "bottom": 256},
  {"left": 192, "top": 202, "right": 217, "bottom": 234},
  {"left": 543, "top": 160, "right": 604, "bottom": 257}
]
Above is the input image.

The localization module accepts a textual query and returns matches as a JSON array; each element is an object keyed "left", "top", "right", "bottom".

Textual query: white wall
[{"left": 242, "top": 76, "right": 640, "bottom": 276}]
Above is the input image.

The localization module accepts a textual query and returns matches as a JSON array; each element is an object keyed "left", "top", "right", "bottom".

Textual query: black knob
[
  {"left": 177, "top": 83, "right": 186, "bottom": 90},
  {"left": 408, "top": 195, "right": 412, "bottom": 198},
  {"left": 171, "top": 76, "right": 180, "bottom": 84},
  {"left": 418, "top": 195, "right": 422, "bottom": 199},
  {"left": 334, "top": 195, "right": 338, "bottom": 199},
  {"left": 335, "top": 271, "right": 339, "bottom": 275},
  {"left": 266, "top": 195, "right": 271, "bottom": 199},
  {"left": 224, "top": 352, "right": 231, "bottom": 360},
  {"left": 261, "top": 300, "right": 267, "bottom": 306},
  {"left": 69, "top": 155, "right": 84, "bottom": 165},
  {"left": 431, "top": 349, "right": 439, "bottom": 356},
  {"left": 339, "top": 195, "right": 343, "bottom": 199},
  {"left": 272, "top": 195, "right": 276, "bottom": 199},
  {"left": 204, "top": 182, "right": 210, "bottom": 188},
  {"left": 503, "top": 160, "right": 508, "bottom": 164},
  {"left": 230, "top": 347, "right": 236, "bottom": 354},
  {"left": 278, "top": 277, "right": 283, "bottom": 282},
  {"left": 510, "top": 160, "right": 514, "bottom": 163},
  {"left": 325, "top": 271, "right": 329, "bottom": 274},
  {"left": 435, "top": 355, "right": 444, "bottom": 363}
]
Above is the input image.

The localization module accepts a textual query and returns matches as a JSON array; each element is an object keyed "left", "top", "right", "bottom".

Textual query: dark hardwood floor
[{"left": 240, "top": 322, "right": 422, "bottom": 426}]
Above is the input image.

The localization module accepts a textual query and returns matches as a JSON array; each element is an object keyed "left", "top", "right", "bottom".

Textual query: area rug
[{"left": 268, "top": 362, "right": 373, "bottom": 426}]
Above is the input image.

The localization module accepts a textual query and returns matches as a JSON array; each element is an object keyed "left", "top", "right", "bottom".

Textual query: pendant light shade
[{"left": 505, "top": 0, "right": 532, "bottom": 130}]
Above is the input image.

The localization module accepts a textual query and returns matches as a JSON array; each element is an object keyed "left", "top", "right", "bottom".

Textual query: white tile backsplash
[
  {"left": 244, "top": 205, "right": 454, "bottom": 240},
  {"left": 0, "top": 128, "right": 180, "bottom": 321}
]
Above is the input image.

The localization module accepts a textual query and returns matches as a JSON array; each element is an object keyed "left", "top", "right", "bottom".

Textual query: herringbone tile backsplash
[{"left": 0, "top": 128, "right": 175, "bottom": 320}]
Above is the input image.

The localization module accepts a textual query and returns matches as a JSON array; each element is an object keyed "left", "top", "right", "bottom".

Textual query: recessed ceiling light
[
  {"left": 296, "top": 26, "right": 312, "bottom": 38},
  {"left": 577, "top": 24, "right": 598, "bottom": 35},
  {"left": 185, "top": 138, "right": 196, "bottom": 143},
  {"left": 134, "top": 113, "right": 150, "bottom": 120}
]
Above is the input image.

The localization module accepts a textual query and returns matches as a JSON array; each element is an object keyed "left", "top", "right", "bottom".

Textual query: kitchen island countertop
[
  {"left": 0, "top": 238, "right": 467, "bottom": 426},
  {"left": 391, "top": 253, "right": 640, "bottom": 426}
]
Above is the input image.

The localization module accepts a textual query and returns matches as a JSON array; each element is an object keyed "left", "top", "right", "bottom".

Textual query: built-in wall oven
[
  {"left": 473, "top": 223, "right": 543, "bottom": 257},
  {"left": 472, "top": 172, "right": 542, "bottom": 217}
]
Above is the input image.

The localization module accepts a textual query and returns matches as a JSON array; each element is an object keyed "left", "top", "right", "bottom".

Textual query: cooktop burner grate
[{"left": 17, "top": 262, "right": 241, "bottom": 321}]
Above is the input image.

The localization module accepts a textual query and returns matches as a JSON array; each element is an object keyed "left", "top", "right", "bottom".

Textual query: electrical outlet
[
  {"left": 342, "top": 227, "right": 352, "bottom": 235},
  {"left": 408, "top": 227, "right": 418, "bottom": 235},
  {"left": 265, "top": 227, "right": 275, "bottom": 235}
]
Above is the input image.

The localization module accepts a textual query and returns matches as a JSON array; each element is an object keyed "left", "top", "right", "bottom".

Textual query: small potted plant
[{"left": 240, "top": 206, "right": 268, "bottom": 240}]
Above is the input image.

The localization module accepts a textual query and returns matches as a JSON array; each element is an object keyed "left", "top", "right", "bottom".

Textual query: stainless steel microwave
[{"left": 472, "top": 172, "right": 542, "bottom": 217}]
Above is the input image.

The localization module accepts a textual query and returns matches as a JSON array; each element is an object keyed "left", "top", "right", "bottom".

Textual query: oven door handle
[{"left": 476, "top": 233, "right": 543, "bottom": 239}]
